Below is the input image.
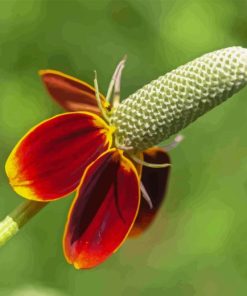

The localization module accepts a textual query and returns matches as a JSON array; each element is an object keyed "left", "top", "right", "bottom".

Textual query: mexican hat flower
[
  {"left": 4, "top": 58, "right": 172, "bottom": 269},
  {"left": 3, "top": 46, "right": 247, "bottom": 269}
]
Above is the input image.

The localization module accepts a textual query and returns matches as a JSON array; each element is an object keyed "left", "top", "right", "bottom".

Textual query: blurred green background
[{"left": 0, "top": 0, "right": 247, "bottom": 295}]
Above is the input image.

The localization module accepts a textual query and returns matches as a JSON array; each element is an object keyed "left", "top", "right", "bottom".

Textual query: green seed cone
[{"left": 111, "top": 47, "right": 247, "bottom": 151}]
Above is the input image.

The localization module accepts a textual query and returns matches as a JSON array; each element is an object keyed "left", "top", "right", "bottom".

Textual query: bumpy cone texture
[{"left": 111, "top": 47, "right": 247, "bottom": 151}]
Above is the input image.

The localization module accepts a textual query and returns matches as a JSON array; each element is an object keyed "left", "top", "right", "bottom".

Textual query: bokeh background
[{"left": 0, "top": 0, "right": 247, "bottom": 295}]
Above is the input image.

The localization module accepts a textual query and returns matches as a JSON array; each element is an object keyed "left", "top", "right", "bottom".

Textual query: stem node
[{"left": 0, "top": 200, "right": 48, "bottom": 247}]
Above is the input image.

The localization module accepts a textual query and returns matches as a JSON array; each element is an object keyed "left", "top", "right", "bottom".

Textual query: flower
[
  {"left": 5, "top": 46, "right": 247, "bottom": 269},
  {"left": 5, "top": 66, "right": 171, "bottom": 269}
]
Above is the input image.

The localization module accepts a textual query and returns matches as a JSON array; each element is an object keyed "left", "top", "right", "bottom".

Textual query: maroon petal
[
  {"left": 39, "top": 70, "right": 109, "bottom": 114},
  {"left": 63, "top": 149, "right": 140, "bottom": 269},
  {"left": 6, "top": 112, "right": 112, "bottom": 201},
  {"left": 129, "top": 147, "right": 171, "bottom": 237}
]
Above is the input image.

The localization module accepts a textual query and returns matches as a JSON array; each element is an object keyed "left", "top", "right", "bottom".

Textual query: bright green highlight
[
  {"left": 0, "top": 201, "right": 47, "bottom": 247},
  {"left": 0, "top": 216, "right": 18, "bottom": 247}
]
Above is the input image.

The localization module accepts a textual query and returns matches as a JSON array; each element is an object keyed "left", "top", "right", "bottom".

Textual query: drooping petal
[
  {"left": 64, "top": 148, "right": 140, "bottom": 269},
  {"left": 129, "top": 147, "right": 171, "bottom": 237},
  {"left": 39, "top": 70, "right": 110, "bottom": 114},
  {"left": 5, "top": 112, "right": 112, "bottom": 201}
]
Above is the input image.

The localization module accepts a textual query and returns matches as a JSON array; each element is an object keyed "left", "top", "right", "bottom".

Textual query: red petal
[
  {"left": 63, "top": 149, "right": 140, "bottom": 269},
  {"left": 129, "top": 147, "right": 171, "bottom": 237},
  {"left": 39, "top": 70, "right": 110, "bottom": 114},
  {"left": 6, "top": 112, "right": 112, "bottom": 201}
]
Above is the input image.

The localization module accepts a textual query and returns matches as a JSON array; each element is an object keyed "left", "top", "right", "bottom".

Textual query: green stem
[{"left": 0, "top": 200, "right": 48, "bottom": 247}]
